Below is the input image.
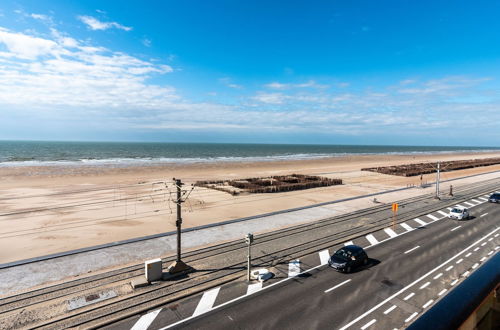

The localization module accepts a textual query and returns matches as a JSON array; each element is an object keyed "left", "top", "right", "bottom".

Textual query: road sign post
[
  {"left": 392, "top": 203, "right": 398, "bottom": 229},
  {"left": 245, "top": 233, "right": 254, "bottom": 282}
]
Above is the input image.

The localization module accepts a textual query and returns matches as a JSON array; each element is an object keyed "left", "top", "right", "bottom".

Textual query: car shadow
[{"left": 348, "top": 258, "right": 381, "bottom": 273}]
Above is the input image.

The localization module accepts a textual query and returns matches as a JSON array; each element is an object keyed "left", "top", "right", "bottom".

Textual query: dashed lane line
[
  {"left": 404, "top": 246, "right": 420, "bottom": 254},
  {"left": 488, "top": 237, "right": 494, "bottom": 242},
  {"left": 474, "top": 247, "right": 480, "bottom": 252},
  {"left": 481, "top": 242, "right": 487, "bottom": 246},
  {"left": 472, "top": 263, "right": 479, "bottom": 269},
  {"left": 433, "top": 273, "right": 443, "bottom": 280},
  {"left": 413, "top": 218, "right": 427, "bottom": 227},
  {"left": 422, "top": 299, "right": 434, "bottom": 309},
  {"left": 365, "top": 234, "right": 379, "bottom": 246},
  {"left": 384, "top": 228, "right": 398, "bottom": 238},
  {"left": 450, "top": 279, "right": 459, "bottom": 286},
  {"left": 383, "top": 305, "right": 397, "bottom": 315},
  {"left": 438, "top": 289, "right": 447, "bottom": 296},
  {"left": 192, "top": 287, "right": 220, "bottom": 317},
  {"left": 451, "top": 226, "right": 461, "bottom": 232},
  {"left": 403, "top": 292, "right": 415, "bottom": 301},
  {"left": 488, "top": 250, "right": 494, "bottom": 255},
  {"left": 360, "top": 319, "right": 376, "bottom": 330},
  {"left": 419, "top": 282, "right": 430, "bottom": 290},
  {"left": 480, "top": 213, "right": 489, "bottom": 217},
  {"left": 465, "top": 252, "right": 472, "bottom": 257},
  {"left": 462, "top": 271, "right": 470, "bottom": 277},
  {"left": 456, "top": 258, "right": 463, "bottom": 264},
  {"left": 480, "top": 256, "right": 486, "bottom": 262},
  {"left": 130, "top": 309, "right": 162, "bottom": 330},
  {"left": 445, "top": 265, "right": 453, "bottom": 271},
  {"left": 325, "top": 279, "right": 351, "bottom": 293},
  {"left": 405, "top": 312, "right": 418, "bottom": 323}
]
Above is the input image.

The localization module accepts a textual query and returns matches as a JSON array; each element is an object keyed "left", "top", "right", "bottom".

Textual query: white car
[{"left": 449, "top": 207, "right": 470, "bottom": 220}]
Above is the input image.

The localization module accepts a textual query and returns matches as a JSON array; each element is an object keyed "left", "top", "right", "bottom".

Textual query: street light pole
[{"left": 435, "top": 162, "right": 441, "bottom": 199}]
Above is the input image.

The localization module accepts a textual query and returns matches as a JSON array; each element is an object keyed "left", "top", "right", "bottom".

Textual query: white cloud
[
  {"left": 142, "top": 38, "right": 152, "bottom": 47},
  {"left": 253, "top": 92, "right": 287, "bottom": 104},
  {"left": 264, "top": 80, "right": 329, "bottom": 90},
  {"left": 30, "top": 13, "right": 52, "bottom": 23},
  {"left": 0, "top": 27, "right": 59, "bottom": 59},
  {"left": 78, "top": 16, "right": 132, "bottom": 31},
  {"left": 219, "top": 77, "right": 243, "bottom": 89}
]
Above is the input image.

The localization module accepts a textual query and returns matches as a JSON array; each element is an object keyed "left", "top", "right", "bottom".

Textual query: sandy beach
[{"left": 1, "top": 151, "right": 500, "bottom": 264}]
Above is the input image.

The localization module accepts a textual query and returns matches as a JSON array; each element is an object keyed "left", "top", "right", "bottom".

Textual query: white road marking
[
  {"left": 438, "top": 288, "right": 448, "bottom": 296},
  {"left": 319, "top": 250, "right": 330, "bottom": 265},
  {"left": 192, "top": 287, "right": 220, "bottom": 317},
  {"left": 480, "top": 213, "right": 488, "bottom": 217},
  {"left": 445, "top": 265, "right": 453, "bottom": 271},
  {"left": 437, "top": 210, "right": 449, "bottom": 217},
  {"left": 422, "top": 299, "right": 434, "bottom": 309},
  {"left": 131, "top": 309, "right": 162, "bottom": 330},
  {"left": 465, "top": 252, "right": 472, "bottom": 257},
  {"left": 446, "top": 207, "right": 453, "bottom": 211},
  {"left": 456, "top": 258, "right": 463, "bottom": 264},
  {"left": 403, "top": 292, "right": 415, "bottom": 300},
  {"left": 474, "top": 247, "right": 480, "bottom": 251},
  {"left": 450, "top": 279, "right": 459, "bottom": 286},
  {"left": 333, "top": 228, "right": 499, "bottom": 330},
  {"left": 288, "top": 260, "right": 301, "bottom": 277},
  {"left": 405, "top": 312, "right": 418, "bottom": 323},
  {"left": 462, "top": 271, "right": 470, "bottom": 277},
  {"left": 433, "top": 273, "right": 443, "bottom": 280},
  {"left": 480, "top": 256, "right": 486, "bottom": 261},
  {"left": 404, "top": 246, "right": 420, "bottom": 254},
  {"left": 488, "top": 250, "right": 494, "bottom": 255},
  {"left": 463, "top": 201, "right": 475, "bottom": 207},
  {"left": 479, "top": 197, "right": 488, "bottom": 201},
  {"left": 426, "top": 214, "right": 439, "bottom": 221},
  {"left": 361, "top": 319, "right": 376, "bottom": 330},
  {"left": 344, "top": 241, "right": 354, "bottom": 246},
  {"left": 496, "top": 246, "right": 500, "bottom": 250},
  {"left": 481, "top": 242, "right": 487, "bottom": 246},
  {"left": 246, "top": 282, "right": 263, "bottom": 295},
  {"left": 471, "top": 199, "right": 482, "bottom": 204},
  {"left": 472, "top": 263, "right": 479, "bottom": 269},
  {"left": 383, "top": 305, "right": 397, "bottom": 315},
  {"left": 365, "top": 234, "right": 379, "bottom": 246},
  {"left": 401, "top": 222, "right": 414, "bottom": 231},
  {"left": 456, "top": 204, "right": 467, "bottom": 209},
  {"left": 488, "top": 237, "right": 494, "bottom": 242},
  {"left": 495, "top": 234, "right": 499, "bottom": 237},
  {"left": 419, "top": 282, "right": 430, "bottom": 289},
  {"left": 451, "top": 226, "right": 461, "bottom": 232},
  {"left": 384, "top": 228, "right": 398, "bottom": 238},
  {"left": 325, "top": 279, "right": 351, "bottom": 293},
  {"left": 414, "top": 218, "right": 427, "bottom": 227}
]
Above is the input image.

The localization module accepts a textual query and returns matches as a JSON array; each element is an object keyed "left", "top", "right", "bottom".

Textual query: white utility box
[{"left": 145, "top": 258, "right": 163, "bottom": 282}]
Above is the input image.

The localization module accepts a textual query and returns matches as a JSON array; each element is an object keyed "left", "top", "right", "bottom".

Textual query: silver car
[{"left": 449, "top": 207, "right": 470, "bottom": 220}]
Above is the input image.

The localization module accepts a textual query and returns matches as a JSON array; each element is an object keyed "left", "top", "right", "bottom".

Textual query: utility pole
[
  {"left": 167, "top": 178, "right": 192, "bottom": 274},
  {"left": 435, "top": 162, "right": 441, "bottom": 199},
  {"left": 245, "top": 233, "right": 254, "bottom": 281}
]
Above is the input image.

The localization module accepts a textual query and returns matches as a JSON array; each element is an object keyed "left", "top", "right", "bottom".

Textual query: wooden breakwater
[
  {"left": 196, "top": 174, "right": 342, "bottom": 195},
  {"left": 362, "top": 157, "right": 500, "bottom": 177}
]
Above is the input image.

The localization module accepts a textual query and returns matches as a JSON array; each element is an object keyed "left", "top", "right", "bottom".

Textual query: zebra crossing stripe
[
  {"left": 463, "top": 201, "right": 474, "bottom": 207},
  {"left": 288, "top": 260, "right": 301, "bottom": 277},
  {"left": 319, "top": 250, "right": 330, "bottom": 265},
  {"left": 366, "top": 234, "right": 379, "bottom": 246},
  {"left": 426, "top": 214, "right": 439, "bottom": 221},
  {"left": 414, "top": 218, "right": 427, "bottom": 226},
  {"left": 401, "top": 222, "right": 413, "bottom": 231},
  {"left": 344, "top": 241, "right": 354, "bottom": 246},
  {"left": 193, "top": 287, "right": 220, "bottom": 317},
  {"left": 246, "top": 281, "right": 263, "bottom": 295},
  {"left": 131, "top": 309, "right": 162, "bottom": 330},
  {"left": 384, "top": 228, "right": 398, "bottom": 238},
  {"left": 437, "top": 210, "right": 449, "bottom": 217}
]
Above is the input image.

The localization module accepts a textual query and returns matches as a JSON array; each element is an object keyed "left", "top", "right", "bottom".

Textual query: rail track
[{"left": 1, "top": 178, "right": 499, "bottom": 329}]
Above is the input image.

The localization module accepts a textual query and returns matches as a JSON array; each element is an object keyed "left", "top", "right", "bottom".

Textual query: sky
[{"left": 0, "top": 0, "right": 499, "bottom": 146}]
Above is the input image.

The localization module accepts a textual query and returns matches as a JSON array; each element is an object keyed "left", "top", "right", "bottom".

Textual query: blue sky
[{"left": 0, "top": 0, "right": 499, "bottom": 146}]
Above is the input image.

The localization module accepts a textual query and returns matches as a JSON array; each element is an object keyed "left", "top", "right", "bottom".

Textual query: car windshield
[
  {"left": 334, "top": 249, "right": 351, "bottom": 261},
  {"left": 451, "top": 208, "right": 462, "bottom": 213},
  {"left": 491, "top": 194, "right": 500, "bottom": 198}
]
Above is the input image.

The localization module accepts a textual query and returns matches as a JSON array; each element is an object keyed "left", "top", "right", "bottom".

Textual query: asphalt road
[{"left": 166, "top": 198, "right": 500, "bottom": 330}]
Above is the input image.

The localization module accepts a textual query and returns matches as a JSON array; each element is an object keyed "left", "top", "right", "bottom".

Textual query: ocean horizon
[{"left": 0, "top": 140, "right": 499, "bottom": 167}]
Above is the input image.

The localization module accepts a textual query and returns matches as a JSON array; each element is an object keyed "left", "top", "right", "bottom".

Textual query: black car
[
  {"left": 488, "top": 193, "right": 500, "bottom": 203},
  {"left": 328, "top": 245, "right": 368, "bottom": 273}
]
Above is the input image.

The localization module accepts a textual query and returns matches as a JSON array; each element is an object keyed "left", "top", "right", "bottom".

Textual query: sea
[{"left": 0, "top": 140, "right": 498, "bottom": 167}]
